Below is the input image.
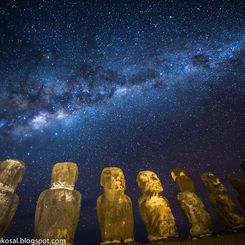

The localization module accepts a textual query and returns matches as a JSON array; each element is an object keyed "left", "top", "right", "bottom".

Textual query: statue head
[
  {"left": 137, "top": 171, "right": 163, "bottom": 195},
  {"left": 171, "top": 169, "right": 187, "bottom": 182},
  {"left": 201, "top": 172, "right": 226, "bottom": 193},
  {"left": 171, "top": 168, "right": 195, "bottom": 192},
  {"left": 100, "top": 167, "right": 125, "bottom": 192},
  {"left": 0, "top": 159, "right": 25, "bottom": 192},
  {"left": 51, "top": 162, "right": 78, "bottom": 190}
]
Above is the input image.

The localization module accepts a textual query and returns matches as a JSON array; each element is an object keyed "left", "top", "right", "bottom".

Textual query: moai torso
[
  {"left": 202, "top": 172, "right": 245, "bottom": 231},
  {"left": 34, "top": 162, "right": 81, "bottom": 245},
  {"left": 97, "top": 167, "right": 134, "bottom": 244},
  {"left": 171, "top": 169, "right": 213, "bottom": 238},
  {"left": 137, "top": 171, "right": 178, "bottom": 242},
  {"left": 0, "top": 159, "right": 25, "bottom": 236}
]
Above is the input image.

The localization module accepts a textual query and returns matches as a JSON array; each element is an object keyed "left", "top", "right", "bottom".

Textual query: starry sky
[{"left": 0, "top": 0, "right": 245, "bottom": 244}]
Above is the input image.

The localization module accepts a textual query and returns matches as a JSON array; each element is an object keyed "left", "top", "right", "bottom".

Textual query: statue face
[
  {"left": 137, "top": 171, "right": 163, "bottom": 194},
  {"left": 51, "top": 162, "right": 78, "bottom": 187},
  {"left": 201, "top": 172, "right": 225, "bottom": 192},
  {"left": 0, "top": 159, "right": 25, "bottom": 191},
  {"left": 101, "top": 167, "right": 125, "bottom": 191}
]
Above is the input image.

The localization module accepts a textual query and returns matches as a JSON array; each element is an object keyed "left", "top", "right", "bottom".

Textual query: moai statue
[
  {"left": 201, "top": 172, "right": 245, "bottom": 231},
  {"left": 136, "top": 171, "right": 178, "bottom": 242},
  {"left": 34, "top": 162, "right": 81, "bottom": 245},
  {"left": 97, "top": 167, "right": 134, "bottom": 244},
  {"left": 0, "top": 159, "right": 25, "bottom": 236},
  {"left": 171, "top": 169, "right": 213, "bottom": 238}
]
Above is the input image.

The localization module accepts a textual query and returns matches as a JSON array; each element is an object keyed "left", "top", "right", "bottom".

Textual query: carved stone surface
[
  {"left": 0, "top": 159, "right": 25, "bottom": 236},
  {"left": 97, "top": 167, "right": 134, "bottom": 244},
  {"left": 202, "top": 172, "right": 245, "bottom": 231},
  {"left": 136, "top": 171, "right": 178, "bottom": 242},
  {"left": 34, "top": 162, "right": 81, "bottom": 245},
  {"left": 171, "top": 169, "right": 213, "bottom": 238}
]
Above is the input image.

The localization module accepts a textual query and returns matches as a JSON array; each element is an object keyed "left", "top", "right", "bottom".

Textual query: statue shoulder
[
  {"left": 97, "top": 194, "right": 104, "bottom": 205},
  {"left": 73, "top": 190, "right": 82, "bottom": 200},
  {"left": 124, "top": 194, "right": 133, "bottom": 203}
]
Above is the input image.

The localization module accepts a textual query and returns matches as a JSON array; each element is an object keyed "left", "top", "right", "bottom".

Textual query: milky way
[{"left": 0, "top": 0, "right": 245, "bottom": 244}]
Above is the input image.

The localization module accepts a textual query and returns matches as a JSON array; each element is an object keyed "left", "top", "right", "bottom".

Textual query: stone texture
[
  {"left": 97, "top": 167, "right": 134, "bottom": 244},
  {"left": 51, "top": 162, "right": 78, "bottom": 190},
  {"left": 171, "top": 169, "right": 213, "bottom": 238},
  {"left": 137, "top": 171, "right": 178, "bottom": 242},
  {"left": 34, "top": 162, "right": 81, "bottom": 245},
  {"left": 202, "top": 172, "right": 245, "bottom": 231},
  {"left": 0, "top": 159, "right": 25, "bottom": 236}
]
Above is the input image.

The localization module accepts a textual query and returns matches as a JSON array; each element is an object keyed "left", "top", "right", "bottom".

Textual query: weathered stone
[
  {"left": 202, "top": 172, "right": 245, "bottom": 231},
  {"left": 97, "top": 167, "right": 134, "bottom": 244},
  {"left": 51, "top": 162, "right": 78, "bottom": 190},
  {"left": 0, "top": 159, "right": 25, "bottom": 236},
  {"left": 171, "top": 169, "right": 213, "bottom": 238},
  {"left": 34, "top": 162, "right": 81, "bottom": 245},
  {"left": 136, "top": 171, "right": 178, "bottom": 242}
]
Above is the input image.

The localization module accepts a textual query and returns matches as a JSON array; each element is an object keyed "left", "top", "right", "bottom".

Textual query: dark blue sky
[{"left": 0, "top": 0, "right": 244, "bottom": 244}]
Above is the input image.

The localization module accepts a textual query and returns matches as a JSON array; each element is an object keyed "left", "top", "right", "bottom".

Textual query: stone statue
[
  {"left": 97, "top": 167, "right": 134, "bottom": 244},
  {"left": 171, "top": 169, "right": 213, "bottom": 238},
  {"left": 0, "top": 159, "right": 25, "bottom": 236},
  {"left": 201, "top": 172, "right": 245, "bottom": 231},
  {"left": 34, "top": 162, "right": 81, "bottom": 245},
  {"left": 136, "top": 171, "right": 178, "bottom": 242}
]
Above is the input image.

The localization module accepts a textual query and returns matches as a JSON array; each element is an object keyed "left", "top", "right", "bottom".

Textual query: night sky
[{"left": 0, "top": 0, "right": 245, "bottom": 244}]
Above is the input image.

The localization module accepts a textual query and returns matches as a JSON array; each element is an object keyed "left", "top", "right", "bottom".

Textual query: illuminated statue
[
  {"left": 171, "top": 169, "right": 213, "bottom": 238},
  {"left": 136, "top": 171, "right": 178, "bottom": 242},
  {"left": 0, "top": 159, "right": 25, "bottom": 236},
  {"left": 97, "top": 167, "right": 134, "bottom": 244},
  {"left": 202, "top": 172, "right": 245, "bottom": 231},
  {"left": 34, "top": 162, "right": 81, "bottom": 245}
]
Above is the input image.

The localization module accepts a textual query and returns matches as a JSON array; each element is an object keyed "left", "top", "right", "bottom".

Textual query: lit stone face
[
  {"left": 137, "top": 171, "right": 163, "bottom": 194},
  {"left": 202, "top": 172, "right": 245, "bottom": 231},
  {"left": 51, "top": 162, "right": 78, "bottom": 189},
  {"left": 100, "top": 167, "right": 125, "bottom": 191},
  {"left": 0, "top": 159, "right": 25, "bottom": 192},
  {"left": 35, "top": 162, "right": 81, "bottom": 245},
  {"left": 137, "top": 171, "right": 178, "bottom": 242},
  {"left": 97, "top": 167, "right": 134, "bottom": 244},
  {"left": 171, "top": 168, "right": 213, "bottom": 238},
  {"left": 0, "top": 159, "right": 26, "bottom": 236}
]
